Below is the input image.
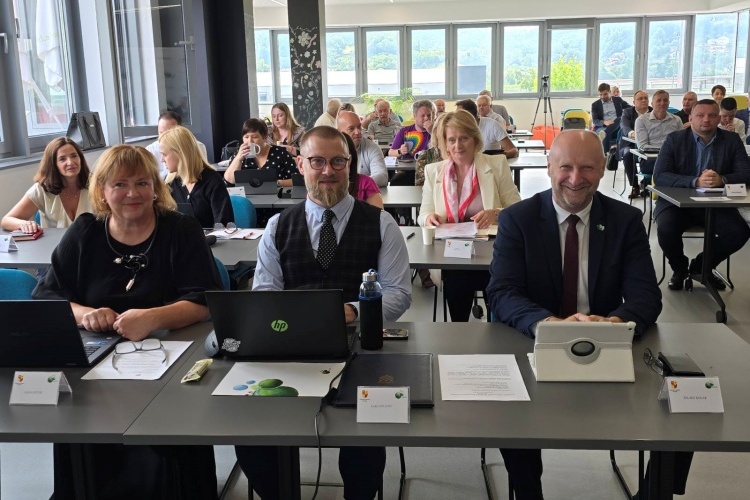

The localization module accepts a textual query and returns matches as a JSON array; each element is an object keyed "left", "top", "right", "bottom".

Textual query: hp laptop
[
  {"left": 234, "top": 168, "right": 279, "bottom": 195},
  {"left": 0, "top": 301, "right": 120, "bottom": 367},
  {"left": 531, "top": 321, "right": 636, "bottom": 382},
  {"left": 205, "top": 290, "right": 352, "bottom": 360}
]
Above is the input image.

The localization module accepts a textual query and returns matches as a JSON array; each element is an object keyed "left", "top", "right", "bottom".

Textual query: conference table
[
  {"left": 509, "top": 129, "right": 533, "bottom": 139},
  {"left": 512, "top": 139, "right": 546, "bottom": 151},
  {"left": 399, "top": 227, "right": 493, "bottom": 270},
  {"left": 508, "top": 153, "right": 548, "bottom": 189},
  {"left": 248, "top": 185, "right": 422, "bottom": 210},
  {"left": 120, "top": 321, "right": 750, "bottom": 500},
  {"left": 0, "top": 229, "right": 259, "bottom": 272},
  {"left": 646, "top": 186, "right": 750, "bottom": 323}
]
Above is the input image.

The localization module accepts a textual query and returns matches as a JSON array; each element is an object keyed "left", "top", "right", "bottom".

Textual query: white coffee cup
[
  {"left": 245, "top": 142, "right": 261, "bottom": 158},
  {"left": 422, "top": 226, "right": 436, "bottom": 245}
]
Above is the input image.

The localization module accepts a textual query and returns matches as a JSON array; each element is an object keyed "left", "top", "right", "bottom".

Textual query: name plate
[
  {"left": 0, "top": 235, "right": 18, "bottom": 253},
  {"left": 444, "top": 239, "right": 474, "bottom": 259},
  {"left": 725, "top": 183, "right": 747, "bottom": 197},
  {"left": 357, "top": 386, "right": 410, "bottom": 423},
  {"left": 227, "top": 186, "right": 246, "bottom": 197},
  {"left": 662, "top": 377, "right": 724, "bottom": 413},
  {"left": 9, "top": 371, "right": 72, "bottom": 405}
]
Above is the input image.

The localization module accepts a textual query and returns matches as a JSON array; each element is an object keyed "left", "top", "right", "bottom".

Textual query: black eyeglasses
[
  {"left": 112, "top": 339, "right": 167, "bottom": 371},
  {"left": 643, "top": 348, "right": 665, "bottom": 376},
  {"left": 214, "top": 222, "right": 238, "bottom": 234},
  {"left": 304, "top": 156, "right": 349, "bottom": 170}
]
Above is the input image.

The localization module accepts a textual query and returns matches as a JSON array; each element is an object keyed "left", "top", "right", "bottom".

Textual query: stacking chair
[
  {"left": 561, "top": 109, "right": 591, "bottom": 130},
  {"left": 213, "top": 257, "right": 231, "bottom": 291},
  {"left": 0, "top": 269, "right": 37, "bottom": 300}
]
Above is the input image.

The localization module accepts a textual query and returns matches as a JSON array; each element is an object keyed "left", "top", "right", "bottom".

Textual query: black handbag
[
  {"left": 605, "top": 148, "right": 619, "bottom": 171},
  {"left": 66, "top": 112, "right": 106, "bottom": 150},
  {"left": 221, "top": 140, "right": 240, "bottom": 161}
]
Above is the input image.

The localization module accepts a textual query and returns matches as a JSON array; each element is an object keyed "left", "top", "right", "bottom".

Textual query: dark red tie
[{"left": 560, "top": 214, "right": 580, "bottom": 318}]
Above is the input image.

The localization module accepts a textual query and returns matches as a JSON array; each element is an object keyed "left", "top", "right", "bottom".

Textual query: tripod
[{"left": 530, "top": 76, "right": 555, "bottom": 153}]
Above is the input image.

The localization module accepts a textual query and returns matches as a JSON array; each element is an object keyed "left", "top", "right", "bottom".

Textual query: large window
[
  {"left": 326, "top": 30, "right": 356, "bottom": 97},
  {"left": 255, "top": 30, "right": 272, "bottom": 104},
  {"left": 692, "top": 13, "right": 738, "bottom": 93},
  {"left": 503, "top": 25, "right": 540, "bottom": 94},
  {"left": 597, "top": 21, "right": 637, "bottom": 91},
  {"left": 410, "top": 28, "right": 445, "bottom": 96},
  {"left": 646, "top": 19, "right": 687, "bottom": 90},
  {"left": 275, "top": 31, "right": 291, "bottom": 100},
  {"left": 113, "top": 0, "right": 195, "bottom": 130},
  {"left": 735, "top": 11, "right": 749, "bottom": 93},
  {"left": 456, "top": 26, "right": 492, "bottom": 95},
  {"left": 549, "top": 27, "right": 588, "bottom": 93},
  {"left": 365, "top": 30, "right": 400, "bottom": 95}
]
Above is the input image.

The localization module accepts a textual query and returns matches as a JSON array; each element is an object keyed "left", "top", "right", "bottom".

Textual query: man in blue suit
[
  {"left": 653, "top": 99, "right": 750, "bottom": 291},
  {"left": 591, "top": 82, "right": 631, "bottom": 152},
  {"left": 486, "top": 130, "right": 662, "bottom": 499}
]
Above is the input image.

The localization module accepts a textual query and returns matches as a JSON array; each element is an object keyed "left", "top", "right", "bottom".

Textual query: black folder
[{"left": 335, "top": 353, "right": 434, "bottom": 407}]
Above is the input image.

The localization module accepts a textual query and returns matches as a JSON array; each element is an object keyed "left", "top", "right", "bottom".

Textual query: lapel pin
[{"left": 596, "top": 224, "right": 605, "bottom": 231}]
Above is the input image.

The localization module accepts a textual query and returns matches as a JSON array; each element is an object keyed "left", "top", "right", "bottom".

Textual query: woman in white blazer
[{"left": 418, "top": 110, "right": 521, "bottom": 321}]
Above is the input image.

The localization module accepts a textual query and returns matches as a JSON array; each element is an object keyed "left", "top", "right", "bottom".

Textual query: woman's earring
[
  {"left": 101, "top": 199, "right": 107, "bottom": 204},
  {"left": 153, "top": 195, "right": 157, "bottom": 201}
]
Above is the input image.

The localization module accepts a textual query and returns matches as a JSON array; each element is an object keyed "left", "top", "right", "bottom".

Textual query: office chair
[
  {"left": 561, "top": 109, "right": 591, "bottom": 130},
  {"left": 213, "top": 257, "right": 231, "bottom": 291},
  {"left": 0, "top": 269, "right": 37, "bottom": 300},
  {"left": 229, "top": 195, "right": 257, "bottom": 228}
]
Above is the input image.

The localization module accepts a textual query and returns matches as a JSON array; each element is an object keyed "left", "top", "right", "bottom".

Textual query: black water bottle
[{"left": 359, "top": 269, "right": 383, "bottom": 350}]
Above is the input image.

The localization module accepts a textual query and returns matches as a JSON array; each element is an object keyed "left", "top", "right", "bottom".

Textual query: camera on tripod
[{"left": 541, "top": 75, "right": 550, "bottom": 85}]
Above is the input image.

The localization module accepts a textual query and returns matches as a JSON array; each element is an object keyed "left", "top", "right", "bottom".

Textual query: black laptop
[
  {"left": 234, "top": 168, "right": 279, "bottom": 195},
  {"left": 290, "top": 173, "right": 307, "bottom": 199},
  {"left": 0, "top": 301, "right": 120, "bottom": 367},
  {"left": 205, "top": 290, "right": 353, "bottom": 360}
]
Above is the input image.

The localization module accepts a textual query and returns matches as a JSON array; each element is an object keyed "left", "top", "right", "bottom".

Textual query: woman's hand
[
  {"left": 113, "top": 309, "right": 156, "bottom": 341},
  {"left": 81, "top": 307, "right": 119, "bottom": 332},
  {"left": 18, "top": 220, "right": 39, "bottom": 234},
  {"left": 470, "top": 209, "right": 499, "bottom": 229},
  {"left": 424, "top": 213, "right": 443, "bottom": 227}
]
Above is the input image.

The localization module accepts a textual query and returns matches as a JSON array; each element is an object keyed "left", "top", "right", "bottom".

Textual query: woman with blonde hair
[
  {"left": 160, "top": 125, "right": 234, "bottom": 228},
  {"left": 418, "top": 109, "right": 520, "bottom": 321},
  {"left": 267, "top": 102, "right": 305, "bottom": 155},
  {"left": 33, "top": 144, "right": 221, "bottom": 498},
  {"left": 2, "top": 137, "right": 91, "bottom": 232}
]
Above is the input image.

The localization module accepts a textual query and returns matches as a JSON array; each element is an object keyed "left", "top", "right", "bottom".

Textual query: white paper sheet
[
  {"left": 208, "top": 228, "right": 261, "bottom": 240},
  {"left": 81, "top": 341, "right": 192, "bottom": 380},
  {"left": 212, "top": 362, "right": 346, "bottom": 397},
  {"left": 435, "top": 222, "right": 478, "bottom": 240},
  {"left": 438, "top": 354, "right": 530, "bottom": 401}
]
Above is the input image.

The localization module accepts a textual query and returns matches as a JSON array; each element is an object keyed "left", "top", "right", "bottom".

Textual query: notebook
[
  {"left": 234, "top": 168, "right": 279, "bottom": 195},
  {"left": 205, "top": 290, "right": 353, "bottom": 360},
  {"left": 335, "top": 353, "right": 434, "bottom": 407},
  {"left": 530, "top": 321, "right": 636, "bottom": 382},
  {"left": 0, "top": 301, "right": 120, "bottom": 367}
]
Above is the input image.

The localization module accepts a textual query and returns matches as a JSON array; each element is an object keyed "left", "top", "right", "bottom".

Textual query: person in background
[
  {"left": 434, "top": 98, "right": 446, "bottom": 116},
  {"left": 675, "top": 91, "right": 697, "bottom": 125},
  {"left": 236, "top": 127, "right": 411, "bottom": 500},
  {"left": 711, "top": 84, "right": 726, "bottom": 104},
  {"left": 654, "top": 99, "right": 750, "bottom": 292},
  {"left": 476, "top": 94, "right": 507, "bottom": 128},
  {"left": 145, "top": 110, "right": 207, "bottom": 179},
  {"left": 591, "top": 82, "right": 631, "bottom": 153},
  {"left": 33, "top": 144, "right": 221, "bottom": 499},
  {"left": 389, "top": 99, "right": 436, "bottom": 187},
  {"left": 611, "top": 85, "right": 622, "bottom": 97},
  {"left": 456, "top": 98, "right": 518, "bottom": 158},
  {"left": 267, "top": 102, "right": 305, "bottom": 156},
  {"left": 718, "top": 97, "right": 747, "bottom": 144},
  {"left": 342, "top": 133, "right": 383, "bottom": 209},
  {"left": 619, "top": 90, "right": 652, "bottom": 199},
  {"left": 478, "top": 90, "right": 510, "bottom": 124},
  {"left": 338, "top": 110, "right": 389, "bottom": 187},
  {"left": 418, "top": 110, "right": 520, "bottom": 321},
  {"left": 487, "top": 130, "right": 662, "bottom": 500},
  {"left": 362, "top": 98, "right": 400, "bottom": 129},
  {"left": 634, "top": 89, "right": 683, "bottom": 191},
  {"left": 339, "top": 102, "right": 356, "bottom": 114},
  {"left": 223, "top": 118, "right": 297, "bottom": 187},
  {"left": 160, "top": 126, "right": 234, "bottom": 228},
  {"left": 366, "top": 99, "right": 401, "bottom": 145},
  {"left": 2, "top": 137, "right": 92, "bottom": 233},
  {"left": 314, "top": 98, "right": 342, "bottom": 128},
  {"left": 735, "top": 91, "right": 749, "bottom": 134}
]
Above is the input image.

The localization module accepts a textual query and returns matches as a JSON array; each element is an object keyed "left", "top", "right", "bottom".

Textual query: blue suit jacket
[
  {"left": 591, "top": 96, "right": 631, "bottom": 129},
  {"left": 653, "top": 127, "right": 750, "bottom": 219},
  {"left": 487, "top": 190, "right": 661, "bottom": 338}
]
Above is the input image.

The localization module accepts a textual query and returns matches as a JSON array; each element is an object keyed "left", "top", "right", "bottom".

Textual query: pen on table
[{"left": 406, "top": 232, "right": 415, "bottom": 240}]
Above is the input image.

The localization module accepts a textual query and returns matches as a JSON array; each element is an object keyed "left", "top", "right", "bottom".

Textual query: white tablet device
[{"left": 531, "top": 321, "right": 636, "bottom": 382}]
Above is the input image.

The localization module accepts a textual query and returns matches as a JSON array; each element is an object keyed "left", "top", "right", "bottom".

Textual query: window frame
[
  {"left": 643, "top": 16, "right": 692, "bottom": 95},
  {"left": 498, "top": 21, "right": 543, "bottom": 98},
  {"left": 406, "top": 24, "right": 449, "bottom": 99},
  {"left": 594, "top": 17, "right": 641, "bottom": 94},
  {"left": 453, "top": 22, "right": 495, "bottom": 99},
  {"left": 545, "top": 19, "right": 595, "bottom": 97},
  {"left": 325, "top": 27, "right": 359, "bottom": 99},
  {"left": 360, "top": 26, "right": 405, "bottom": 97}
]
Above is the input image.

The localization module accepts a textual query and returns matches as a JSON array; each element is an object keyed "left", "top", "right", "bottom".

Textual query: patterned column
[{"left": 287, "top": 0, "right": 326, "bottom": 130}]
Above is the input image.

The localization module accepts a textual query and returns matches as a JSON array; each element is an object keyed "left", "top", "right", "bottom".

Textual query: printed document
[
  {"left": 82, "top": 341, "right": 192, "bottom": 380},
  {"left": 439, "top": 354, "right": 530, "bottom": 401}
]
